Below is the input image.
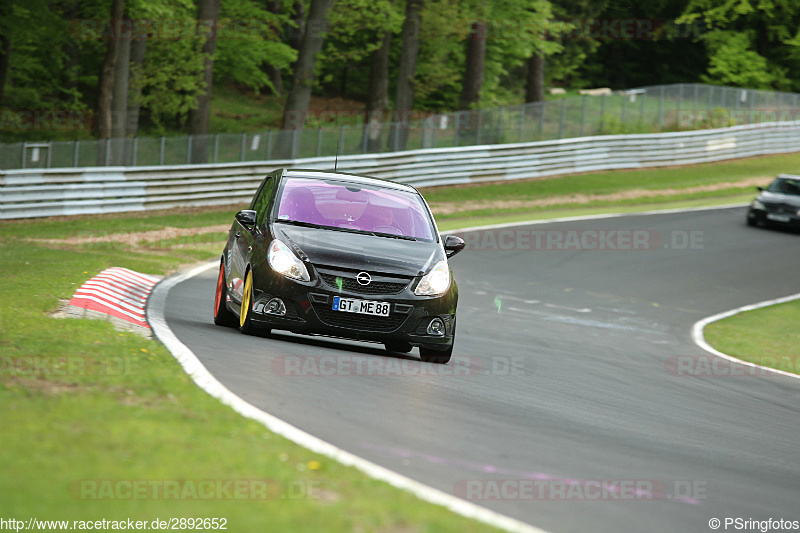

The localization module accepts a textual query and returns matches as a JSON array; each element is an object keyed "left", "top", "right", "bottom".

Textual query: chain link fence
[{"left": 3, "top": 83, "right": 799, "bottom": 171}]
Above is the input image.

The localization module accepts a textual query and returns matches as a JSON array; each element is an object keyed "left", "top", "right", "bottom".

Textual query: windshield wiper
[{"left": 275, "top": 219, "right": 418, "bottom": 240}]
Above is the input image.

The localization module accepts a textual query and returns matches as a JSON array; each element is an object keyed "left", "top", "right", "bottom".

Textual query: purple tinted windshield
[{"left": 276, "top": 178, "right": 435, "bottom": 241}]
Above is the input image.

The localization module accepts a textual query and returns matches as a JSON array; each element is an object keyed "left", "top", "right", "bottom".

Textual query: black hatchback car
[
  {"left": 213, "top": 169, "right": 465, "bottom": 363},
  {"left": 747, "top": 174, "right": 800, "bottom": 229}
]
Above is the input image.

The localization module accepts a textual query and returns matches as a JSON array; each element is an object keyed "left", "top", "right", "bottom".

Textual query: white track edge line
[
  {"left": 147, "top": 261, "right": 548, "bottom": 533},
  {"left": 691, "top": 292, "right": 800, "bottom": 380}
]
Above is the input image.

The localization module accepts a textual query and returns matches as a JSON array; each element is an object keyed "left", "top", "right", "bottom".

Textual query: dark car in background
[
  {"left": 213, "top": 169, "right": 465, "bottom": 363},
  {"left": 747, "top": 174, "right": 800, "bottom": 229}
]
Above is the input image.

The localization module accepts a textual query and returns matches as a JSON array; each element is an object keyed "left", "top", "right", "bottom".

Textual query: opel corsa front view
[{"left": 213, "top": 169, "right": 466, "bottom": 363}]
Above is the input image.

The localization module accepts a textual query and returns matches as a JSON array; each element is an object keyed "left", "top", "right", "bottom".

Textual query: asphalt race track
[{"left": 159, "top": 206, "right": 800, "bottom": 533}]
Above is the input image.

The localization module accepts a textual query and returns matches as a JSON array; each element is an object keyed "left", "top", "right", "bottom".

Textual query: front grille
[
  {"left": 764, "top": 202, "right": 798, "bottom": 214},
  {"left": 312, "top": 302, "right": 408, "bottom": 332},
  {"left": 319, "top": 272, "right": 409, "bottom": 295}
]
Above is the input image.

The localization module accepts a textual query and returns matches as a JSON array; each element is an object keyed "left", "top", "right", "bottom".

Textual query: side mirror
[
  {"left": 443, "top": 235, "right": 466, "bottom": 258},
  {"left": 757, "top": 186, "right": 764, "bottom": 192},
  {"left": 235, "top": 210, "right": 257, "bottom": 226}
]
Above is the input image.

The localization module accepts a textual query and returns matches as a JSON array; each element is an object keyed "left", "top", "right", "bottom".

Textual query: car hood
[
  {"left": 273, "top": 223, "right": 443, "bottom": 277},
  {"left": 758, "top": 191, "right": 800, "bottom": 207}
]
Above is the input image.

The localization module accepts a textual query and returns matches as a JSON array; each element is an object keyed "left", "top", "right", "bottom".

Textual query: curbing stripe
[
  {"left": 692, "top": 292, "right": 800, "bottom": 380},
  {"left": 147, "top": 261, "right": 548, "bottom": 533}
]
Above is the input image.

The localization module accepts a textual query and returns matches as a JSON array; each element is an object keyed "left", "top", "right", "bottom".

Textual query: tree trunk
[
  {"left": 264, "top": 0, "right": 283, "bottom": 95},
  {"left": 388, "top": 0, "right": 421, "bottom": 152},
  {"left": 188, "top": 0, "right": 222, "bottom": 164},
  {"left": 110, "top": 21, "right": 131, "bottom": 165},
  {"left": 97, "top": 0, "right": 125, "bottom": 165},
  {"left": 288, "top": 0, "right": 306, "bottom": 64},
  {"left": 126, "top": 36, "right": 147, "bottom": 139},
  {"left": 460, "top": 21, "right": 486, "bottom": 110},
  {"left": 525, "top": 51, "right": 545, "bottom": 103},
  {"left": 0, "top": 33, "right": 10, "bottom": 105},
  {"left": 274, "top": 0, "right": 335, "bottom": 160},
  {"left": 363, "top": 30, "right": 392, "bottom": 153}
]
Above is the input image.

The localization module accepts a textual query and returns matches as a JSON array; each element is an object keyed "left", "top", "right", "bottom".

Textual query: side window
[{"left": 253, "top": 177, "right": 275, "bottom": 227}]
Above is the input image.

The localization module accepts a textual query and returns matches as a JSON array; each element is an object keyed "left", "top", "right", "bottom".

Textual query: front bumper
[
  {"left": 246, "top": 267, "right": 457, "bottom": 349},
  {"left": 748, "top": 207, "right": 800, "bottom": 227}
]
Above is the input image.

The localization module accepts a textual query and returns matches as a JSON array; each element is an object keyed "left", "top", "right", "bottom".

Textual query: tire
[
  {"left": 239, "top": 268, "right": 261, "bottom": 335},
  {"left": 747, "top": 215, "right": 757, "bottom": 227},
  {"left": 213, "top": 260, "right": 238, "bottom": 327},
  {"left": 385, "top": 341, "right": 413, "bottom": 353},
  {"left": 419, "top": 344, "right": 453, "bottom": 364}
]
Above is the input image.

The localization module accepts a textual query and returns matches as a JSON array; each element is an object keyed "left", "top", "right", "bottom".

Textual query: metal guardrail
[{"left": 1, "top": 121, "right": 797, "bottom": 219}]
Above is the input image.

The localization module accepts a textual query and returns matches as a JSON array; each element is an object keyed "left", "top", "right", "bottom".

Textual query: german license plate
[
  {"left": 332, "top": 296, "right": 390, "bottom": 317},
  {"left": 767, "top": 213, "right": 791, "bottom": 222}
]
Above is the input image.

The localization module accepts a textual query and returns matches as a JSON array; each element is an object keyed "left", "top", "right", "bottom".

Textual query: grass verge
[
  {"left": 0, "top": 234, "right": 500, "bottom": 531},
  {"left": 703, "top": 299, "right": 800, "bottom": 376}
]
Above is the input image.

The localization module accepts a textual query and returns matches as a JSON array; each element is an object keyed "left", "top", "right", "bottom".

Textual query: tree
[
  {"left": 364, "top": 30, "right": 392, "bottom": 152},
  {"left": 388, "top": 0, "right": 422, "bottom": 151},
  {"left": 679, "top": 0, "right": 800, "bottom": 90},
  {"left": 188, "top": 0, "right": 222, "bottom": 164},
  {"left": 97, "top": 0, "right": 125, "bottom": 164},
  {"left": 274, "top": 0, "right": 335, "bottom": 159},
  {"left": 460, "top": 21, "right": 487, "bottom": 109}
]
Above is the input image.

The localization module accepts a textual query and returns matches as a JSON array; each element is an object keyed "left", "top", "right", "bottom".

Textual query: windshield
[
  {"left": 274, "top": 177, "right": 436, "bottom": 241},
  {"left": 766, "top": 177, "right": 800, "bottom": 196}
]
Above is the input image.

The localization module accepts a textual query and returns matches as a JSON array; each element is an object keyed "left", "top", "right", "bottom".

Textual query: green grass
[
  {"left": 0, "top": 228, "right": 502, "bottom": 531},
  {"left": 704, "top": 300, "right": 800, "bottom": 375},
  {"left": 421, "top": 152, "right": 799, "bottom": 209}
]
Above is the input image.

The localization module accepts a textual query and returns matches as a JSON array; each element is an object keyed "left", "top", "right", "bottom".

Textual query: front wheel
[
  {"left": 213, "top": 261, "right": 238, "bottom": 327},
  {"left": 239, "top": 269, "right": 261, "bottom": 335}
]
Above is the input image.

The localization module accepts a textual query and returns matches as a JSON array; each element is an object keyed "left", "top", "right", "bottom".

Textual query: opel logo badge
[{"left": 356, "top": 272, "right": 372, "bottom": 285}]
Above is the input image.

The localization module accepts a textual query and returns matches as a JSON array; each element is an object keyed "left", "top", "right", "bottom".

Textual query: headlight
[
  {"left": 751, "top": 199, "right": 765, "bottom": 210},
  {"left": 414, "top": 260, "right": 450, "bottom": 296},
  {"left": 268, "top": 239, "right": 310, "bottom": 282}
]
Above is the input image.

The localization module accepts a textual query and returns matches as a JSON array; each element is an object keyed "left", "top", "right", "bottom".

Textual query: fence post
[
  {"left": 46, "top": 142, "right": 52, "bottom": 168},
  {"left": 559, "top": 99, "right": 566, "bottom": 139},
  {"left": 476, "top": 109, "right": 483, "bottom": 145},
  {"left": 240, "top": 133, "right": 246, "bottom": 161},
  {"left": 580, "top": 95, "right": 587, "bottom": 136},
  {"left": 519, "top": 103, "right": 525, "bottom": 142},
  {"left": 159, "top": 136, "right": 165, "bottom": 165},
  {"left": 538, "top": 103, "right": 545, "bottom": 140},
  {"left": 316, "top": 128, "right": 322, "bottom": 157},
  {"left": 600, "top": 94, "right": 606, "bottom": 133},
  {"left": 266, "top": 131, "right": 272, "bottom": 160},
  {"left": 621, "top": 92, "right": 627, "bottom": 127},
  {"left": 658, "top": 86, "right": 664, "bottom": 132},
  {"left": 21, "top": 142, "right": 26, "bottom": 169},
  {"left": 73, "top": 140, "right": 79, "bottom": 167},
  {"left": 132, "top": 137, "right": 138, "bottom": 166},
  {"left": 104, "top": 138, "right": 110, "bottom": 166},
  {"left": 213, "top": 134, "right": 219, "bottom": 163},
  {"left": 186, "top": 135, "right": 193, "bottom": 164},
  {"left": 339, "top": 126, "right": 346, "bottom": 156}
]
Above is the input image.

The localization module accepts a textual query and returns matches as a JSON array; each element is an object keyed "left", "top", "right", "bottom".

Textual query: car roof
[{"left": 281, "top": 169, "right": 417, "bottom": 193}]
